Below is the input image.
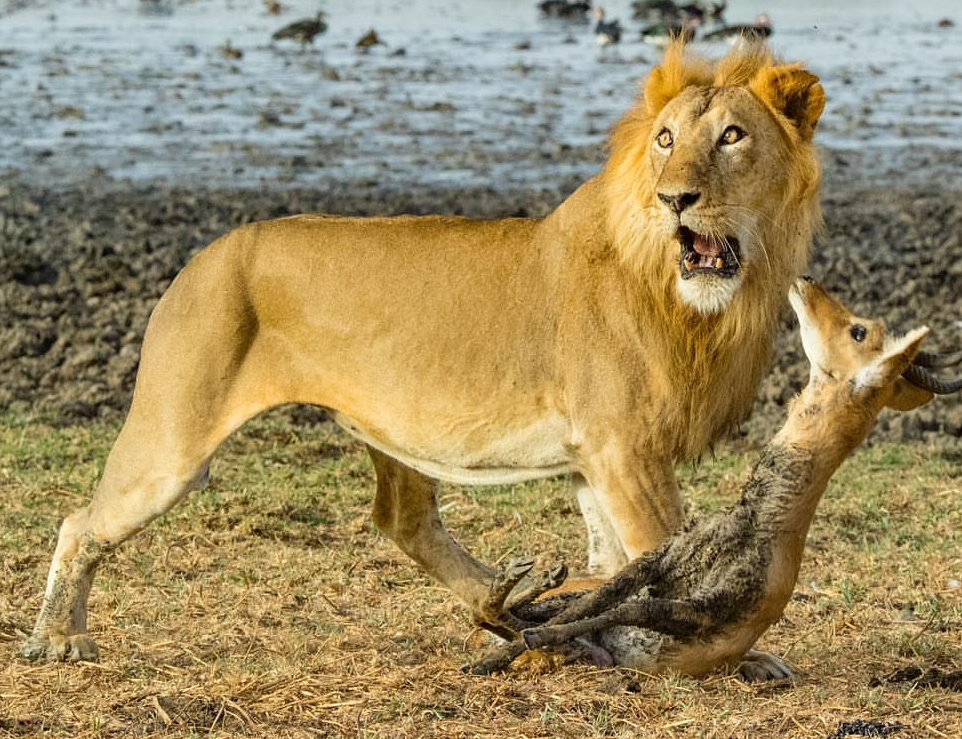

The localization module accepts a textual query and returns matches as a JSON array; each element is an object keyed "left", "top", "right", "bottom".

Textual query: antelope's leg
[
  {"left": 521, "top": 597, "right": 708, "bottom": 650},
  {"left": 465, "top": 638, "right": 529, "bottom": 676},
  {"left": 736, "top": 649, "right": 796, "bottom": 682},
  {"left": 543, "top": 552, "right": 662, "bottom": 626},
  {"left": 503, "top": 561, "right": 569, "bottom": 611},
  {"left": 465, "top": 562, "right": 665, "bottom": 676},
  {"left": 466, "top": 507, "right": 666, "bottom": 673}
]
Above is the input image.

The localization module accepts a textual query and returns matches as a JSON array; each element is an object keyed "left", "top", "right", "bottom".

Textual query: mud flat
[{"left": 1, "top": 155, "right": 960, "bottom": 444}]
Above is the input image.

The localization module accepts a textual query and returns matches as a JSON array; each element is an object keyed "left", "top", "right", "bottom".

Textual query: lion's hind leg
[
  {"left": 20, "top": 417, "right": 215, "bottom": 663},
  {"left": 22, "top": 256, "right": 273, "bottom": 662},
  {"left": 22, "top": 376, "right": 263, "bottom": 663}
]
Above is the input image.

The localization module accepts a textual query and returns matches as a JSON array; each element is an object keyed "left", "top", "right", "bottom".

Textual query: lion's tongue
[{"left": 692, "top": 232, "right": 723, "bottom": 257}]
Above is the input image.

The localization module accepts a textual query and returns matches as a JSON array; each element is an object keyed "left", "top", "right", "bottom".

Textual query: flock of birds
[
  {"left": 225, "top": 1, "right": 773, "bottom": 54},
  {"left": 540, "top": 0, "right": 773, "bottom": 47}
]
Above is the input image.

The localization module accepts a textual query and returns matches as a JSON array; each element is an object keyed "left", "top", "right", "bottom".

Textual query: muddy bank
[{"left": 1, "top": 176, "right": 960, "bottom": 444}]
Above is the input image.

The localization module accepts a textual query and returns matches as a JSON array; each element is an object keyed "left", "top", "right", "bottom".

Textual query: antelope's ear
[
  {"left": 884, "top": 326, "right": 930, "bottom": 374},
  {"left": 854, "top": 326, "right": 930, "bottom": 392},
  {"left": 880, "top": 327, "right": 935, "bottom": 411},
  {"left": 885, "top": 378, "right": 934, "bottom": 411},
  {"left": 644, "top": 41, "right": 712, "bottom": 115},
  {"left": 749, "top": 65, "right": 825, "bottom": 141}
]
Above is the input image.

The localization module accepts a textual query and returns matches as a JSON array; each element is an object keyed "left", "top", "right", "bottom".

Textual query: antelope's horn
[
  {"left": 902, "top": 364, "right": 962, "bottom": 394},
  {"left": 913, "top": 349, "right": 962, "bottom": 369}
]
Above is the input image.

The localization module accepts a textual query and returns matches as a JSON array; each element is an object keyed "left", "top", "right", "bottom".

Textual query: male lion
[{"left": 22, "top": 42, "right": 824, "bottom": 677}]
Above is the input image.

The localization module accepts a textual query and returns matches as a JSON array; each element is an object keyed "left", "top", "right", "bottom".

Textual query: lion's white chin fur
[{"left": 676, "top": 272, "right": 744, "bottom": 315}]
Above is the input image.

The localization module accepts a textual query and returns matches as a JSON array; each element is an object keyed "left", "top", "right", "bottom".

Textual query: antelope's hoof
[
  {"left": 475, "top": 556, "right": 537, "bottom": 636},
  {"left": 505, "top": 560, "right": 569, "bottom": 610},
  {"left": 485, "top": 556, "right": 536, "bottom": 612},
  {"left": 500, "top": 556, "right": 537, "bottom": 584},
  {"left": 737, "top": 649, "right": 795, "bottom": 682}
]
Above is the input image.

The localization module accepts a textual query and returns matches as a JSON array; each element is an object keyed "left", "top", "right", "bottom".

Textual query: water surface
[{"left": 1, "top": 0, "right": 960, "bottom": 189}]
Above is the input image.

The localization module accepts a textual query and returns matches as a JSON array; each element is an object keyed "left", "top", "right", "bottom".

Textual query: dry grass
[{"left": 1, "top": 411, "right": 961, "bottom": 738}]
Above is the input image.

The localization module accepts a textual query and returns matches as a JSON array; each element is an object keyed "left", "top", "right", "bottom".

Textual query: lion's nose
[{"left": 657, "top": 191, "right": 700, "bottom": 214}]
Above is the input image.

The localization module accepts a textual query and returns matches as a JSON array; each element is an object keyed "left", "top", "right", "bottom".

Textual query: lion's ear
[
  {"left": 749, "top": 65, "right": 825, "bottom": 142},
  {"left": 643, "top": 41, "right": 712, "bottom": 116}
]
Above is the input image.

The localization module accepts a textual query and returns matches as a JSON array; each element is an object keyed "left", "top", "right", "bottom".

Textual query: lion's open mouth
[{"left": 678, "top": 227, "right": 741, "bottom": 279}]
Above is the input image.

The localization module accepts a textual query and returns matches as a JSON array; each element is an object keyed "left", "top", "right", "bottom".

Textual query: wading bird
[{"left": 271, "top": 11, "right": 328, "bottom": 48}]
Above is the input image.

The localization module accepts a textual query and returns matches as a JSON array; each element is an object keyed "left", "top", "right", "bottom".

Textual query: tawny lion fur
[{"left": 23, "top": 42, "right": 825, "bottom": 670}]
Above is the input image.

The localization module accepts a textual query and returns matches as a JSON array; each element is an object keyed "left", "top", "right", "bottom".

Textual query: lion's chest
[{"left": 646, "top": 350, "right": 762, "bottom": 460}]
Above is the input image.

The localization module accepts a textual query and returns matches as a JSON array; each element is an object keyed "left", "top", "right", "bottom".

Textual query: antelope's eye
[
  {"left": 656, "top": 128, "right": 673, "bottom": 148},
  {"left": 719, "top": 125, "right": 745, "bottom": 146},
  {"left": 850, "top": 324, "right": 867, "bottom": 342}
]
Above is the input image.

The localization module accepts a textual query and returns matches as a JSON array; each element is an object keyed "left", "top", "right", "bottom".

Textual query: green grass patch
[{"left": 2, "top": 411, "right": 961, "bottom": 738}]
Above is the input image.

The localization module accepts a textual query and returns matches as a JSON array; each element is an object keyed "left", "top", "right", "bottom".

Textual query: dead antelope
[{"left": 471, "top": 277, "right": 962, "bottom": 678}]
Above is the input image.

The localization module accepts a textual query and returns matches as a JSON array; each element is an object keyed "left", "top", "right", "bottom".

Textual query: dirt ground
[{"left": 1, "top": 417, "right": 961, "bottom": 738}]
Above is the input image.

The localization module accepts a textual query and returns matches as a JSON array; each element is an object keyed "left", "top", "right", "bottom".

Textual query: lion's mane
[{"left": 602, "top": 42, "right": 824, "bottom": 459}]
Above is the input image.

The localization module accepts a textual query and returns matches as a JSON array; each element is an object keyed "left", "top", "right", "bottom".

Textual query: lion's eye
[
  {"left": 656, "top": 128, "right": 673, "bottom": 149},
  {"left": 850, "top": 324, "right": 867, "bottom": 342},
  {"left": 719, "top": 125, "right": 745, "bottom": 146}
]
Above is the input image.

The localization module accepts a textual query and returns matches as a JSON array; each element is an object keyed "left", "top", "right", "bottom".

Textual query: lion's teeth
[{"left": 715, "top": 257, "right": 724, "bottom": 269}]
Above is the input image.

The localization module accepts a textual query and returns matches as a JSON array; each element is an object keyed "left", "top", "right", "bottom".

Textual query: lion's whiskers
[{"left": 718, "top": 212, "right": 771, "bottom": 278}]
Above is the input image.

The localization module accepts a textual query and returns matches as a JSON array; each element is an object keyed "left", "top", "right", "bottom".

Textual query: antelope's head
[{"left": 788, "top": 277, "right": 962, "bottom": 425}]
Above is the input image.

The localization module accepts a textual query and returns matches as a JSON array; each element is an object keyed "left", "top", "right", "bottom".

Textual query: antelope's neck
[
  {"left": 775, "top": 382, "right": 877, "bottom": 484},
  {"left": 758, "top": 382, "right": 878, "bottom": 559}
]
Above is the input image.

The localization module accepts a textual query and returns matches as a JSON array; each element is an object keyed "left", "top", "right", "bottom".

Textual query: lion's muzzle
[{"left": 678, "top": 227, "right": 741, "bottom": 280}]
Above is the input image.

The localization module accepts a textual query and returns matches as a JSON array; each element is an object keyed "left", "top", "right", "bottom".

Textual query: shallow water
[{"left": 1, "top": 0, "right": 960, "bottom": 190}]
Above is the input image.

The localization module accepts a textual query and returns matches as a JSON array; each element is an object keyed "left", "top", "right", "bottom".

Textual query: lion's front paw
[
  {"left": 737, "top": 648, "right": 794, "bottom": 682},
  {"left": 20, "top": 633, "right": 100, "bottom": 663}
]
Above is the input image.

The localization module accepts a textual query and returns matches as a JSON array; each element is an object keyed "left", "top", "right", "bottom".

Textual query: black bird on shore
[
  {"left": 271, "top": 12, "right": 328, "bottom": 47},
  {"left": 539, "top": 1, "right": 591, "bottom": 19},
  {"left": 702, "top": 12, "right": 772, "bottom": 42},
  {"left": 591, "top": 6, "right": 622, "bottom": 45},
  {"left": 679, "top": 1, "right": 726, "bottom": 22},
  {"left": 217, "top": 39, "right": 244, "bottom": 60}
]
